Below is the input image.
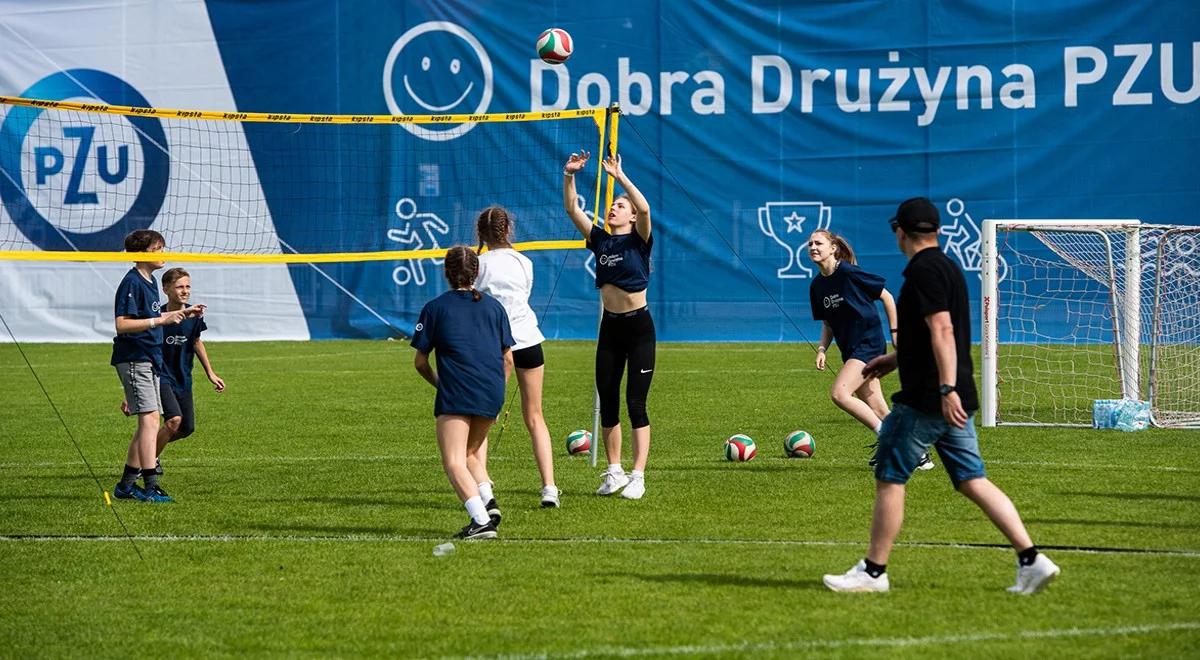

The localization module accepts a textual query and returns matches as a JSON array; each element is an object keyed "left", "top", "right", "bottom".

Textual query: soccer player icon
[{"left": 388, "top": 197, "right": 450, "bottom": 287}]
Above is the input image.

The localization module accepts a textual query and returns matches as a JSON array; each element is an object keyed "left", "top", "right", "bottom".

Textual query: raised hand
[
  {"left": 601, "top": 153, "right": 623, "bottom": 178},
  {"left": 564, "top": 150, "right": 590, "bottom": 174}
]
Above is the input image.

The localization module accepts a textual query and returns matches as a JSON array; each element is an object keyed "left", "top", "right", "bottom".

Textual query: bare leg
[
  {"left": 630, "top": 426, "right": 650, "bottom": 472},
  {"left": 436, "top": 415, "right": 480, "bottom": 502},
  {"left": 517, "top": 366, "right": 555, "bottom": 488},
  {"left": 465, "top": 420, "right": 495, "bottom": 487},
  {"left": 602, "top": 424, "right": 622, "bottom": 466},
  {"left": 857, "top": 377, "right": 890, "bottom": 421},
  {"left": 957, "top": 478, "right": 1035, "bottom": 550},
  {"left": 867, "top": 481, "right": 906, "bottom": 565},
  {"left": 156, "top": 416, "right": 181, "bottom": 457},
  {"left": 133, "top": 411, "right": 159, "bottom": 473},
  {"left": 831, "top": 359, "right": 886, "bottom": 432}
]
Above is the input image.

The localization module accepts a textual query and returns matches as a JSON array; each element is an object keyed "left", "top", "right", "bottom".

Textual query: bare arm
[
  {"left": 604, "top": 154, "right": 652, "bottom": 241},
  {"left": 926, "top": 311, "right": 968, "bottom": 427},
  {"left": 194, "top": 339, "right": 226, "bottom": 392},
  {"left": 815, "top": 322, "right": 832, "bottom": 370},
  {"left": 414, "top": 351, "right": 437, "bottom": 388},
  {"left": 562, "top": 151, "right": 593, "bottom": 239},
  {"left": 503, "top": 348, "right": 514, "bottom": 381},
  {"left": 879, "top": 288, "right": 898, "bottom": 347},
  {"left": 115, "top": 306, "right": 192, "bottom": 334}
]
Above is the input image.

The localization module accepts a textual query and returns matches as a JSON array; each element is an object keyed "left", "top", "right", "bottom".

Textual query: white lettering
[
  {"left": 691, "top": 71, "right": 726, "bottom": 114},
  {"left": 799, "top": 68, "right": 830, "bottom": 114},
  {"left": 659, "top": 71, "right": 689, "bottom": 115},
  {"left": 577, "top": 72, "right": 611, "bottom": 109},
  {"left": 618, "top": 58, "right": 652, "bottom": 116},
  {"left": 999, "top": 64, "right": 1036, "bottom": 109},
  {"left": 913, "top": 66, "right": 951, "bottom": 126},
  {"left": 956, "top": 65, "right": 993, "bottom": 110},
  {"left": 1064, "top": 46, "right": 1107, "bottom": 108},
  {"left": 1162, "top": 42, "right": 1200, "bottom": 104},
  {"left": 751, "top": 55, "right": 791, "bottom": 113},
  {"left": 878, "top": 54, "right": 911, "bottom": 112},
  {"left": 530, "top": 60, "right": 569, "bottom": 111},
  {"left": 1113, "top": 43, "right": 1153, "bottom": 106},
  {"left": 835, "top": 68, "right": 871, "bottom": 112}
]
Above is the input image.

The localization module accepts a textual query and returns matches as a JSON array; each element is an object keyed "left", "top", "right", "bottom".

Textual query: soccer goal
[{"left": 981, "top": 219, "right": 1200, "bottom": 428}]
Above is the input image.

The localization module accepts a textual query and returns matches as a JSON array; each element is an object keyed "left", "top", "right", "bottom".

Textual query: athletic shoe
[
  {"left": 866, "top": 442, "right": 879, "bottom": 467},
  {"left": 823, "top": 560, "right": 890, "bottom": 593},
  {"left": 485, "top": 498, "right": 502, "bottom": 529},
  {"left": 154, "top": 458, "right": 163, "bottom": 476},
  {"left": 540, "top": 487, "right": 561, "bottom": 508},
  {"left": 595, "top": 469, "right": 630, "bottom": 496},
  {"left": 142, "top": 485, "right": 175, "bottom": 504},
  {"left": 620, "top": 475, "right": 646, "bottom": 500},
  {"left": 453, "top": 519, "right": 498, "bottom": 541},
  {"left": 916, "top": 453, "right": 935, "bottom": 471},
  {"left": 113, "top": 482, "right": 146, "bottom": 500},
  {"left": 1007, "top": 554, "right": 1060, "bottom": 595}
]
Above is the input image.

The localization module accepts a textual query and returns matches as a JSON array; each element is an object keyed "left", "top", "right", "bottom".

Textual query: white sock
[
  {"left": 464, "top": 495, "right": 489, "bottom": 525},
  {"left": 607, "top": 463, "right": 624, "bottom": 474},
  {"left": 541, "top": 485, "right": 558, "bottom": 495},
  {"left": 630, "top": 470, "right": 644, "bottom": 480},
  {"left": 477, "top": 481, "right": 494, "bottom": 502},
  {"left": 873, "top": 423, "right": 882, "bottom": 435}
]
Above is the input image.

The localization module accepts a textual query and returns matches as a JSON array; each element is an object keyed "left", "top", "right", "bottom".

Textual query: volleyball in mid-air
[
  {"left": 565, "top": 429, "right": 591, "bottom": 455},
  {"left": 537, "top": 28, "right": 573, "bottom": 64},
  {"left": 784, "top": 430, "right": 815, "bottom": 458},
  {"left": 724, "top": 434, "right": 757, "bottom": 462}
]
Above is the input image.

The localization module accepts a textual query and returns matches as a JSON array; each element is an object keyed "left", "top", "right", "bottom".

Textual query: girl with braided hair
[
  {"left": 473, "top": 206, "right": 561, "bottom": 508},
  {"left": 413, "top": 246, "right": 515, "bottom": 540}
]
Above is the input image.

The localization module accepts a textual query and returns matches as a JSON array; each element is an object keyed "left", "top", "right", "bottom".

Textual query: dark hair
[
  {"left": 811, "top": 229, "right": 857, "bottom": 265},
  {"left": 162, "top": 267, "right": 190, "bottom": 288},
  {"left": 444, "top": 246, "right": 481, "bottom": 301},
  {"left": 475, "top": 205, "right": 513, "bottom": 253},
  {"left": 124, "top": 229, "right": 165, "bottom": 252}
]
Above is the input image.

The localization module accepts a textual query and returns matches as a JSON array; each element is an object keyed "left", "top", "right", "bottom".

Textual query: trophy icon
[{"left": 757, "top": 201, "right": 832, "bottom": 279}]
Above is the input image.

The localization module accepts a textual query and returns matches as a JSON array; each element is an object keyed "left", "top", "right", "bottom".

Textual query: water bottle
[{"left": 432, "top": 542, "right": 456, "bottom": 557}]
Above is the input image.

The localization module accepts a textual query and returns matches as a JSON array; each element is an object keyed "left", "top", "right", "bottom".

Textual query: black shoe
[
  {"left": 484, "top": 498, "right": 502, "bottom": 529},
  {"left": 453, "top": 519, "right": 498, "bottom": 540}
]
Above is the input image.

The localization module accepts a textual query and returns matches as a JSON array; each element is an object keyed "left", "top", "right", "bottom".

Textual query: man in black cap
[{"left": 823, "top": 197, "right": 1059, "bottom": 595}]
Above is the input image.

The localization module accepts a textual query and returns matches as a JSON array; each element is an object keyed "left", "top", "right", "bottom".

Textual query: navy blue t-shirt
[
  {"left": 809, "top": 261, "right": 888, "bottom": 362},
  {"left": 411, "top": 290, "right": 515, "bottom": 419},
  {"left": 161, "top": 313, "right": 208, "bottom": 395},
  {"left": 110, "top": 268, "right": 164, "bottom": 371},
  {"left": 588, "top": 225, "right": 652, "bottom": 293}
]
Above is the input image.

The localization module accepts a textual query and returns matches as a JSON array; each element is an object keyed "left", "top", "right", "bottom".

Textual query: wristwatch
[{"left": 938, "top": 384, "right": 957, "bottom": 396}]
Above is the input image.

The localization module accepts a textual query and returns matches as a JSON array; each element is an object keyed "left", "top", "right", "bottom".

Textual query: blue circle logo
[{"left": 0, "top": 70, "right": 169, "bottom": 251}]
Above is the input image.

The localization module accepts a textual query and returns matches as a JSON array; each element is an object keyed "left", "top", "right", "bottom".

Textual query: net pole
[
  {"left": 1121, "top": 226, "right": 1141, "bottom": 399},
  {"left": 981, "top": 219, "right": 999, "bottom": 427}
]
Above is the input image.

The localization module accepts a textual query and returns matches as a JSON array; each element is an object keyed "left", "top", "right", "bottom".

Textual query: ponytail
[{"left": 812, "top": 229, "right": 858, "bottom": 265}]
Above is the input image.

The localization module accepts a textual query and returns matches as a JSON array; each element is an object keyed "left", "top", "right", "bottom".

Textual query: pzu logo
[
  {"left": 35, "top": 125, "right": 131, "bottom": 204},
  {"left": 0, "top": 70, "right": 169, "bottom": 251}
]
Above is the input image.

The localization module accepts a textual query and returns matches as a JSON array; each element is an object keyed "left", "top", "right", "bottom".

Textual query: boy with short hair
[{"left": 111, "top": 230, "right": 200, "bottom": 503}]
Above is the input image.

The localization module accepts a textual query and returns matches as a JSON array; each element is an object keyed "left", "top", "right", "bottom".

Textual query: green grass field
[{"left": 2, "top": 340, "right": 1199, "bottom": 658}]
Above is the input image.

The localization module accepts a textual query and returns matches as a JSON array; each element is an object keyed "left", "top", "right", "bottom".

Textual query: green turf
[{"left": 1, "top": 340, "right": 1198, "bottom": 658}]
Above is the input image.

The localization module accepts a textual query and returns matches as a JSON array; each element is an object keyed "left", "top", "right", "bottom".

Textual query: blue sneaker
[
  {"left": 113, "top": 482, "right": 146, "bottom": 500},
  {"left": 142, "top": 485, "right": 175, "bottom": 503}
]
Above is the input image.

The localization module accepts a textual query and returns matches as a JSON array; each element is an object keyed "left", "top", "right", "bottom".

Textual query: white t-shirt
[{"left": 475, "top": 248, "right": 545, "bottom": 351}]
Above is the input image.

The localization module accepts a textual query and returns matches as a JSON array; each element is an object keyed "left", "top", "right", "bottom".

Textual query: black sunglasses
[{"left": 889, "top": 217, "right": 899, "bottom": 232}]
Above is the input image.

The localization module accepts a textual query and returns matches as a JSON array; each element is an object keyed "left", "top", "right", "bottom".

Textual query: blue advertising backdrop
[{"left": 34, "top": 1, "right": 1200, "bottom": 342}]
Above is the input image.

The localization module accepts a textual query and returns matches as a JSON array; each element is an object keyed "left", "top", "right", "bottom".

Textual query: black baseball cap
[{"left": 889, "top": 197, "right": 940, "bottom": 234}]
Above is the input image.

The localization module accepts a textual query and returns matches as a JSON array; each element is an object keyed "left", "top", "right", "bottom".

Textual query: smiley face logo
[{"left": 382, "top": 21, "right": 493, "bottom": 141}]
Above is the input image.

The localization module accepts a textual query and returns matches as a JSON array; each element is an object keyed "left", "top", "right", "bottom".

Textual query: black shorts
[
  {"left": 512, "top": 343, "right": 545, "bottom": 370},
  {"left": 159, "top": 382, "right": 195, "bottom": 439}
]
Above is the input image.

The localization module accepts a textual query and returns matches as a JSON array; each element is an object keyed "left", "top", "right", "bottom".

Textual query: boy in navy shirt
[
  {"left": 111, "top": 230, "right": 201, "bottom": 503},
  {"left": 413, "top": 246, "right": 514, "bottom": 540}
]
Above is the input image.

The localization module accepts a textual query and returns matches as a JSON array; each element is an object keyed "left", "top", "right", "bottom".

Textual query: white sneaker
[
  {"left": 1007, "top": 554, "right": 1060, "bottom": 595},
  {"left": 916, "top": 453, "right": 935, "bottom": 471},
  {"left": 540, "top": 486, "right": 561, "bottom": 508},
  {"left": 620, "top": 475, "right": 645, "bottom": 500},
  {"left": 823, "top": 560, "right": 890, "bottom": 593},
  {"left": 595, "top": 470, "right": 630, "bottom": 496}
]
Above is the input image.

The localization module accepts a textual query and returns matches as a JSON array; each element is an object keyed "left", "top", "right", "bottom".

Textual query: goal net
[{"left": 981, "top": 220, "right": 1200, "bottom": 428}]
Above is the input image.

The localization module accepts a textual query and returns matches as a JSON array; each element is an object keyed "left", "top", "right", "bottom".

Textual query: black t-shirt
[
  {"left": 892, "top": 247, "right": 979, "bottom": 414},
  {"left": 587, "top": 225, "right": 652, "bottom": 293},
  {"left": 110, "top": 268, "right": 164, "bottom": 372},
  {"left": 809, "top": 261, "right": 887, "bottom": 362}
]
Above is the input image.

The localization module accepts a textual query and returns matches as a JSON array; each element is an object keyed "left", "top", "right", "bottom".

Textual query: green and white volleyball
[
  {"left": 784, "top": 430, "right": 815, "bottom": 458},
  {"left": 536, "top": 28, "right": 573, "bottom": 64},
  {"left": 724, "top": 434, "right": 757, "bottom": 462},
  {"left": 565, "top": 429, "right": 591, "bottom": 455}
]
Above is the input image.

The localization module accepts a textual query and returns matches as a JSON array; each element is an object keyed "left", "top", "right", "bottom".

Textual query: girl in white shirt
[{"left": 474, "top": 206, "right": 561, "bottom": 507}]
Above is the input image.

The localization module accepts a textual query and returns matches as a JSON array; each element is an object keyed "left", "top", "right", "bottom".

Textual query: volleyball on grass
[
  {"left": 565, "top": 429, "right": 591, "bottom": 455},
  {"left": 536, "top": 28, "right": 573, "bottom": 64},
  {"left": 724, "top": 434, "right": 757, "bottom": 462},
  {"left": 784, "top": 430, "right": 815, "bottom": 458}
]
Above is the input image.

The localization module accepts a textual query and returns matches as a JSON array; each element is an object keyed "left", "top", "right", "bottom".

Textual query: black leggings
[{"left": 596, "top": 307, "right": 656, "bottom": 429}]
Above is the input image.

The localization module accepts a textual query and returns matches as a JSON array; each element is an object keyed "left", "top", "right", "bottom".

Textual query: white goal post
[{"left": 981, "top": 219, "right": 1200, "bottom": 428}]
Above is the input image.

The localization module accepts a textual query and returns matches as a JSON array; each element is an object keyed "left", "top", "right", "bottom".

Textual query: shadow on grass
[
  {"left": 246, "top": 522, "right": 402, "bottom": 535},
  {"left": 1054, "top": 491, "right": 1200, "bottom": 503},
  {"left": 257, "top": 495, "right": 460, "bottom": 510},
  {"left": 617, "top": 571, "right": 824, "bottom": 590},
  {"left": 1026, "top": 517, "right": 1200, "bottom": 530}
]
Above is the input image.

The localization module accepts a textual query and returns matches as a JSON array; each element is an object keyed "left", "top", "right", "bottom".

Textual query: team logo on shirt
[
  {"left": 0, "top": 70, "right": 169, "bottom": 251},
  {"left": 756, "top": 200, "right": 833, "bottom": 279},
  {"left": 152, "top": 301, "right": 161, "bottom": 312},
  {"left": 165, "top": 334, "right": 187, "bottom": 345},
  {"left": 823, "top": 294, "right": 844, "bottom": 310},
  {"left": 598, "top": 253, "right": 624, "bottom": 267}
]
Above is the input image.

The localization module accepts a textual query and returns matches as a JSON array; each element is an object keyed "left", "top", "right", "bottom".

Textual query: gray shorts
[{"left": 115, "top": 362, "right": 162, "bottom": 415}]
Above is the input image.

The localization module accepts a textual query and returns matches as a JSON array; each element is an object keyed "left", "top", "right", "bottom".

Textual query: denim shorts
[{"left": 874, "top": 403, "right": 987, "bottom": 486}]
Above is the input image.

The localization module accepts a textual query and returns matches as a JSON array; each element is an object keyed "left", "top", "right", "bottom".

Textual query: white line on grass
[
  {"left": 2, "top": 534, "right": 1198, "bottom": 557},
  {"left": 483, "top": 622, "right": 1200, "bottom": 659}
]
